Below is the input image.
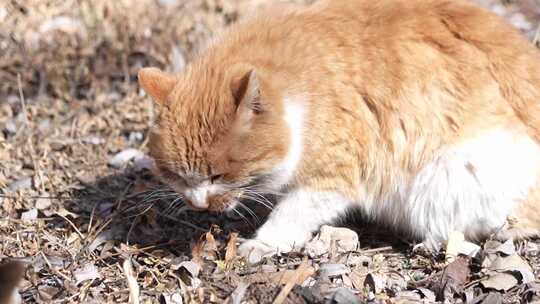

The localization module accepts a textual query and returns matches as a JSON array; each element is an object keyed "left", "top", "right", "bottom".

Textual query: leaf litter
[{"left": 0, "top": 0, "right": 539, "bottom": 303}]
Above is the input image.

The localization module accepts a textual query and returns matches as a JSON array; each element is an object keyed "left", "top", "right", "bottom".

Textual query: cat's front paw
[{"left": 238, "top": 239, "right": 278, "bottom": 264}]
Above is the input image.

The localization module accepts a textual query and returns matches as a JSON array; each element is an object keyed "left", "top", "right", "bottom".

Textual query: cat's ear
[
  {"left": 138, "top": 67, "right": 176, "bottom": 105},
  {"left": 230, "top": 69, "right": 262, "bottom": 114}
]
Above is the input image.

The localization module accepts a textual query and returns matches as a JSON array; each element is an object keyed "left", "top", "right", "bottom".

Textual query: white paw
[{"left": 238, "top": 239, "right": 278, "bottom": 264}]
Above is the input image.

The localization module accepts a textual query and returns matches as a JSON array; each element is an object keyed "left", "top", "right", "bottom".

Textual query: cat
[{"left": 138, "top": 0, "right": 540, "bottom": 263}]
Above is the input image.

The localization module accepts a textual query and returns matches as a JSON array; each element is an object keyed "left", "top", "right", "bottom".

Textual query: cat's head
[{"left": 138, "top": 64, "right": 298, "bottom": 212}]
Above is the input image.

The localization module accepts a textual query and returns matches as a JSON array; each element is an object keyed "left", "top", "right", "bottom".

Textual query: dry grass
[{"left": 1, "top": 0, "right": 540, "bottom": 303}]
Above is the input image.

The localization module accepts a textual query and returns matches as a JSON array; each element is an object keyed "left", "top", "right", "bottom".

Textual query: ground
[{"left": 1, "top": 0, "right": 540, "bottom": 303}]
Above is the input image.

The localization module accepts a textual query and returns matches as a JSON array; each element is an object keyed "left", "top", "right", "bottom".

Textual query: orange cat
[{"left": 138, "top": 0, "right": 540, "bottom": 262}]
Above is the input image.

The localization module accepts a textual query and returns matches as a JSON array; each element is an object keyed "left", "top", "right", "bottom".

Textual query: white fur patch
[
  {"left": 253, "top": 190, "right": 354, "bottom": 252},
  {"left": 272, "top": 98, "right": 305, "bottom": 186},
  {"left": 365, "top": 129, "right": 540, "bottom": 249},
  {"left": 184, "top": 180, "right": 226, "bottom": 209}
]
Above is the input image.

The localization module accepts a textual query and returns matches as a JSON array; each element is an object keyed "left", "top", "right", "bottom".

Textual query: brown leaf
[
  {"left": 225, "top": 232, "right": 238, "bottom": 264},
  {"left": 203, "top": 231, "right": 219, "bottom": 260},
  {"left": 191, "top": 241, "right": 204, "bottom": 265},
  {"left": 273, "top": 258, "right": 314, "bottom": 304},
  {"left": 429, "top": 255, "right": 471, "bottom": 301},
  {"left": 444, "top": 255, "right": 470, "bottom": 288},
  {"left": 246, "top": 266, "right": 315, "bottom": 286}
]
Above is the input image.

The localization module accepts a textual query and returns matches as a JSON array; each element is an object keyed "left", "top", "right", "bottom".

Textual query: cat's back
[
  {"left": 222, "top": 0, "right": 537, "bottom": 80},
  {"left": 205, "top": 0, "right": 540, "bottom": 139}
]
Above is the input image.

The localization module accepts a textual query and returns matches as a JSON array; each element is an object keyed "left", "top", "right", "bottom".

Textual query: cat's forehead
[
  {"left": 155, "top": 99, "right": 233, "bottom": 174},
  {"left": 166, "top": 69, "right": 235, "bottom": 125}
]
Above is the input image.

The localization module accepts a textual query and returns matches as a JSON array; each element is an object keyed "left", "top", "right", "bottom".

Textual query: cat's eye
[{"left": 209, "top": 174, "right": 224, "bottom": 183}]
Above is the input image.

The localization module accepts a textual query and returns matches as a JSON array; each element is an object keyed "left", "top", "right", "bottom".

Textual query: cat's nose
[{"left": 184, "top": 188, "right": 209, "bottom": 210}]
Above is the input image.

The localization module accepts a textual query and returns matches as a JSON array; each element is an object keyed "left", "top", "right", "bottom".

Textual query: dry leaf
[
  {"left": 35, "top": 198, "right": 51, "bottom": 210},
  {"left": 178, "top": 261, "right": 200, "bottom": 278},
  {"left": 481, "top": 253, "right": 535, "bottom": 291},
  {"left": 247, "top": 266, "right": 315, "bottom": 285},
  {"left": 364, "top": 272, "right": 387, "bottom": 294},
  {"left": 429, "top": 255, "right": 470, "bottom": 301},
  {"left": 445, "top": 231, "right": 480, "bottom": 263},
  {"left": 319, "top": 263, "right": 350, "bottom": 278},
  {"left": 230, "top": 281, "right": 250, "bottom": 304},
  {"left": 225, "top": 232, "right": 238, "bottom": 264},
  {"left": 481, "top": 273, "right": 519, "bottom": 291},
  {"left": 494, "top": 239, "right": 516, "bottom": 256},
  {"left": 273, "top": 258, "right": 313, "bottom": 304},
  {"left": 349, "top": 269, "right": 365, "bottom": 291},
  {"left": 20, "top": 209, "right": 38, "bottom": 222},
  {"left": 198, "top": 231, "right": 219, "bottom": 261},
  {"left": 37, "top": 285, "right": 60, "bottom": 301},
  {"left": 191, "top": 241, "right": 204, "bottom": 265},
  {"left": 108, "top": 148, "right": 146, "bottom": 168},
  {"left": 56, "top": 207, "right": 79, "bottom": 218},
  {"left": 305, "top": 226, "right": 359, "bottom": 258},
  {"left": 73, "top": 263, "right": 100, "bottom": 285}
]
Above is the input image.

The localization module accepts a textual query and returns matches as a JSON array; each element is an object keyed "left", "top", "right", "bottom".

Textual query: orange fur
[{"left": 139, "top": 0, "right": 540, "bottom": 247}]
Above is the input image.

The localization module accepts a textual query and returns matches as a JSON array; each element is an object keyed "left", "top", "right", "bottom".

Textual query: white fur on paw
[{"left": 238, "top": 239, "right": 278, "bottom": 264}]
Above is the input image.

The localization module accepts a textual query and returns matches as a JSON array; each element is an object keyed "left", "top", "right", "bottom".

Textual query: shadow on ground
[
  {"left": 62, "top": 168, "right": 256, "bottom": 259},
  {"left": 63, "top": 168, "right": 411, "bottom": 261}
]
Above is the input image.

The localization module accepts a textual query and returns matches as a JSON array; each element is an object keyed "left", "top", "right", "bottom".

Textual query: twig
[
  {"left": 92, "top": 242, "right": 172, "bottom": 262},
  {"left": 57, "top": 213, "right": 85, "bottom": 240},
  {"left": 272, "top": 257, "right": 310, "bottom": 304},
  {"left": 88, "top": 203, "right": 98, "bottom": 234},
  {"left": 0, "top": 194, "right": 73, "bottom": 200},
  {"left": 360, "top": 246, "right": 393, "bottom": 254},
  {"left": 126, "top": 215, "right": 141, "bottom": 245},
  {"left": 17, "top": 74, "right": 29, "bottom": 126},
  {"left": 123, "top": 258, "right": 140, "bottom": 304},
  {"left": 40, "top": 252, "right": 72, "bottom": 282},
  {"left": 18, "top": 73, "right": 45, "bottom": 193}
]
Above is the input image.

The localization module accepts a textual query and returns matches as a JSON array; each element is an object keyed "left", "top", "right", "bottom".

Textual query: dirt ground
[{"left": 1, "top": 0, "right": 540, "bottom": 303}]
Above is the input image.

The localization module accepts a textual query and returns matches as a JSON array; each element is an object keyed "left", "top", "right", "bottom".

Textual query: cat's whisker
[
  {"left": 171, "top": 205, "right": 189, "bottom": 216},
  {"left": 241, "top": 182, "right": 287, "bottom": 196},
  {"left": 138, "top": 190, "right": 173, "bottom": 203},
  {"left": 232, "top": 207, "right": 256, "bottom": 228},
  {"left": 126, "top": 203, "right": 155, "bottom": 219},
  {"left": 241, "top": 191, "right": 274, "bottom": 211},
  {"left": 123, "top": 203, "right": 151, "bottom": 213},
  {"left": 162, "top": 196, "right": 185, "bottom": 215},
  {"left": 242, "top": 196, "right": 273, "bottom": 211},
  {"left": 236, "top": 201, "right": 260, "bottom": 224},
  {"left": 139, "top": 191, "right": 177, "bottom": 205}
]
